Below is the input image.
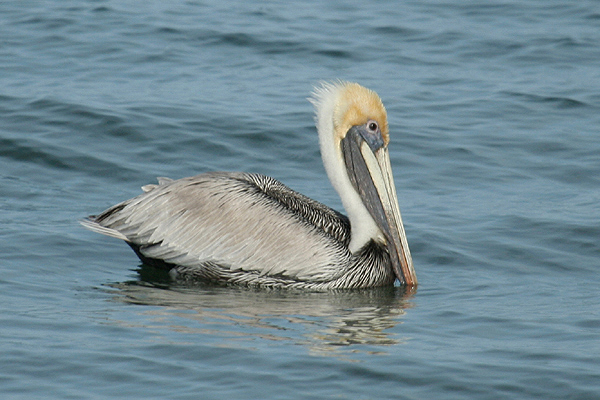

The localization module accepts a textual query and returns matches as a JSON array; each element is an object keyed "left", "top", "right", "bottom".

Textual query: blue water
[{"left": 2, "top": 1, "right": 600, "bottom": 399}]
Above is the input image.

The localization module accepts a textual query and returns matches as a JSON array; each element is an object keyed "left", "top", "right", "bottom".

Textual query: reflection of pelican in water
[
  {"left": 108, "top": 268, "right": 415, "bottom": 355},
  {"left": 82, "top": 82, "right": 416, "bottom": 289}
]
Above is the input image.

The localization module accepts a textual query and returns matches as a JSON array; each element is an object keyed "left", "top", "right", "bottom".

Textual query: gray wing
[{"left": 83, "top": 172, "right": 352, "bottom": 282}]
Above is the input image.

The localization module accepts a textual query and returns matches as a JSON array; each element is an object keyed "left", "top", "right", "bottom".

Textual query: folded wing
[{"left": 83, "top": 172, "right": 352, "bottom": 283}]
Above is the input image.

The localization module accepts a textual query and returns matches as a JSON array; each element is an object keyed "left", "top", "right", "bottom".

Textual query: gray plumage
[{"left": 82, "top": 172, "right": 395, "bottom": 289}]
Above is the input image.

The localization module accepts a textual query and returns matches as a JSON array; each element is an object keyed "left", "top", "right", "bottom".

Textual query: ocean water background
[{"left": 2, "top": 1, "right": 600, "bottom": 399}]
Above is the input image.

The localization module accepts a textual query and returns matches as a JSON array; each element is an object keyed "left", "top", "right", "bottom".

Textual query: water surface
[{"left": 1, "top": 1, "right": 600, "bottom": 399}]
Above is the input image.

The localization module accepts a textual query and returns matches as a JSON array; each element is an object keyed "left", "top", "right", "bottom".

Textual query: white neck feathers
[{"left": 309, "top": 81, "right": 384, "bottom": 252}]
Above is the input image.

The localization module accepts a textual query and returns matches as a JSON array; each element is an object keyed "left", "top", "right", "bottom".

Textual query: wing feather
[{"left": 85, "top": 172, "right": 352, "bottom": 283}]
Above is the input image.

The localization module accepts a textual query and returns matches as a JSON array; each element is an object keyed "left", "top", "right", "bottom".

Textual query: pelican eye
[{"left": 367, "top": 121, "right": 378, "bottom": 133}]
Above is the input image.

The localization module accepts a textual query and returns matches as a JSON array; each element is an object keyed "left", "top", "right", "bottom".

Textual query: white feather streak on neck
[{"left": 309, "top": 81, "right": 383, "bottom": 253}]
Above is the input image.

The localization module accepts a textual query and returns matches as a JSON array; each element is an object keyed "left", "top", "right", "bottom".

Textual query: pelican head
[{"left": 310, "top": 81, "right": 416, "bottom": 286}]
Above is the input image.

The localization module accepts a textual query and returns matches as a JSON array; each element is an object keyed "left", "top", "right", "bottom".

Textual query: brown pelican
[{"left": 82, "top": 81, "right": 417, "bottom": 289}]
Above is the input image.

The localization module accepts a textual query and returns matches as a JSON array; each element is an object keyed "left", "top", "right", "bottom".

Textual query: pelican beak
[{"left": 342, "top": 124, "right": 417, "bottom": 286}]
